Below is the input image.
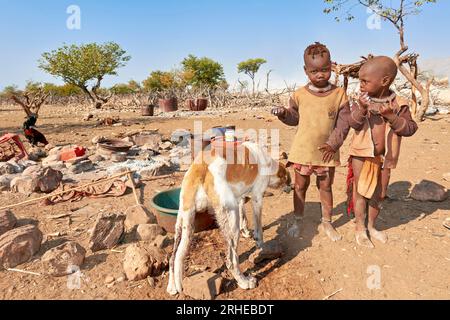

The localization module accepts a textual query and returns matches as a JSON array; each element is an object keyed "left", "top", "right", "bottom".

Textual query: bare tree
[
  {"left": 324, "top": 0, "right": 437, "bottom": 121},
  {"left": 8, "top": 84, "right": 50, "bottom": 118}
]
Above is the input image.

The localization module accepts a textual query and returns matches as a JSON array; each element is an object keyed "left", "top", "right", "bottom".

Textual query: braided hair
[{"left": 304, "top": 42, "right": 330, "bottom": 61}]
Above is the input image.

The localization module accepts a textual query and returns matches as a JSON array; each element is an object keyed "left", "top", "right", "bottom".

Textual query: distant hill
[{"left": 420, "top": 57, "right": 450, "bottom": 78}]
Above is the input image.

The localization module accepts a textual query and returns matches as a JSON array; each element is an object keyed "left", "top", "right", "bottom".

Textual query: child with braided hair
[{"left": 271, "top": 42, "right": 348, "bottom": 241}]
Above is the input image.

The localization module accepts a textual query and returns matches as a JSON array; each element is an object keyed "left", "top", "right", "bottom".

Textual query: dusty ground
[{"left": 0, "top": 103, "right": 449, "bottom": 300}]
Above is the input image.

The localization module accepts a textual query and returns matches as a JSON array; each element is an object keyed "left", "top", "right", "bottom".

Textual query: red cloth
[{"left": 346, "top": 157, "right": 355, "bottom": 218}]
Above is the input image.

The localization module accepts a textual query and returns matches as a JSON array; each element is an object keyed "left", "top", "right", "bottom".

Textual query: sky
[{"left": 0, "top": 0, "right": 449, "bottom": 90}]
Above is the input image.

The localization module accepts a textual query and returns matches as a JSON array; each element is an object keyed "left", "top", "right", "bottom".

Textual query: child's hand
[
  {"left": 379, "top": 102, "right": 395, "bottom": 120},
  {"left": 318, "top": 144, "right": 336, "bottom": 163},
  {"left": 271, "top": 106, "right": 287, "bottom": 117},
  {"left": 357, "top": 92, "right": 371, "bottom": 110}
]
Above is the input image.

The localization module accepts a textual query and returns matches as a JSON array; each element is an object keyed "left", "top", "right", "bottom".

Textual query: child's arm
[
  {"left": 380, "top": 103, "right": 418, "bottom": 137},
  {"left": 319, "top": 102, "right": 352, "bottom": 162},
  {"left": 271, "top": 96, "right": 299, "bottom": 126},
  {"left": 347, "top": 94, "right": 371, "bottom": 130}
]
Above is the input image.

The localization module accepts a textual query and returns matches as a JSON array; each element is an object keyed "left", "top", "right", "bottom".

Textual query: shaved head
[
  {"left": 359, "top": 56, "right": 398, "bottom": 97},
  {"left": 360, "top": 56, "right": 398, "bottom": 85}
]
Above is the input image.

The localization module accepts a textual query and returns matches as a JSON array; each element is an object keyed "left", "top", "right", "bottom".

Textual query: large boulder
[
  {"left": 0, "top": 225, "right": 43, "bottom": 269},
  {"left": 410, "top": 180, "right": 448, "bottom": 202},
  {"left": 123, "top": 243, "right": 169, "bottom": 281},
  {"left": 11, "top": 166, "right": 62, "bottom": 195},
  {"left": 89, "top": 212, "right": 125, "bottom": 252},
  {"left": 36, "top": 167, "right": 63, "bottom": 193},
  {"left": 0, "top": 210, "right": 17, "bottom": 236},
  {"left": 41, "top": 241, "right": 86, "bottom": 277}
]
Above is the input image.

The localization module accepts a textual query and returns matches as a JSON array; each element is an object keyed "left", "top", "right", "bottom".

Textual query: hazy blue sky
[{"left": 0, "top": 0, "right": 449, "bottom": 90}]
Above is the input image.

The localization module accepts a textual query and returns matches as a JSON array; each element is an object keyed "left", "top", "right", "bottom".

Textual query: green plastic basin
[{"left": 150, "top": 188, "right": 216, "bottom": 234}]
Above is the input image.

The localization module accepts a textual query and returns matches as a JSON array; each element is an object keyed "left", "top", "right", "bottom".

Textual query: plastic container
[
  {"left": 150, "top": 188, "right": 216, "bottom": 233},
  {"left": 60, "top": 146, "right": 86, "bottom": 161}
]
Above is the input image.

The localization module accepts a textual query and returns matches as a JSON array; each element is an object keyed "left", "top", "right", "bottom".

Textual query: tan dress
[{"left": 285, "top": 86, "right": 348, "bottom": 167}]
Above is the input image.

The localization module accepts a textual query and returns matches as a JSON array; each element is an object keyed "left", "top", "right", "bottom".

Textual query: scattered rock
[
  {"left": 133, "top": 133, "right": 162, "bottom": 149},
  {"left": 147, "top": 276, "right": 155, "bottom": 288},
  {"left": 27, "top": 148, "right": 47, "bottom": 161},
  {"left": 48, "top": 146, "right": 63, "bottom": 156},
  {"left": 171, "top": 129, "right": 192, "bottom": 147},
  {"left": 89, "top": 154, "right": 105, "bottom": 163},
  {"left": 89, "top": 212, "right": 125, "bottom": 252},
  {"left": 249, "top": 241, "right": 283, "bottom": 264},
  {"left": 104, "top": 275, "right": 115, "bottom": 284},
  {"left": 42, "top": 154, "right": 61, "bottom": 166},
  {"left": 116, "top": 274, "right": 126, "bottom": 283},
  {"left": 36, "top": 167, "right": 63, "bottom": 193},
  {"left": 0, "top": 175, "right": 15, "bottom": 192},
  {"left": 139, "top": 156, "right": 173, "bottom": 178},
  {"left": 438, "top": 107, "right": 450, "bottom": 115},
  {"left": 111, "top": 152, "right": 127, "bottom": 163},
  {"left": 124, "top": 205, "right": 157, "bottom": 232},
  {"left": 136, "top": 224, "right": 165, "bottom": 242},
  {"left": 123, "top": 243, "right": 169, "bottom": 281},
  {"left": 10, "top": 176, "right": 39, "bottom": 195},
  {"left": 68, "top": 160, "right": 94, "bottom": 174},
  {"left": 41, "top": 241, "right": 86, "bottom": 277},
  {"left": 443, "top": 173, "right": 450, "bottom": 182},
  {"left": 22, "top": 165, "right": 42, "bottom": 177},
  {"left": 83, "top": 113, "right": 94, "bottom": 121},
  {"left": 151, "top": 234, "right": 174, "bottom": 249},
  {"left": 0, "top": 163, "right": 16, "bottom": 175},
  {"left": 11, "top": 166, "right": 62, "bottom": 195},
  {"left": 182, "top": 271, "right": 224, "bottom": 300},
  {"left": 410, "top": 180, "right": 448, "bottom": 202},
  {"left": 92, "top": 136, "right": 108, "bottom": 144},
  {"left": 159, "top": 141, "right": 173, "bottom": 151},
  {"left": 65, "top": 155, "right": 89, "bottom": 166},
  {"left": 0, "top": 210, "right": 17, "bottom": 236},
  {"left": 0, "top": 225, "right": 43, "bottom": 269}
]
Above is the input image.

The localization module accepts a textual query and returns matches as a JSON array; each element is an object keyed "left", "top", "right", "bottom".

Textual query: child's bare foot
[
  {"left": 368, "top": 228, "right": 388, "bottom": 244},
  {"left": 355, "top": 230, "right": 374, "bottom": 248},
  {"left": 319, "top": 221, "right": 342, "bottom": 242}
]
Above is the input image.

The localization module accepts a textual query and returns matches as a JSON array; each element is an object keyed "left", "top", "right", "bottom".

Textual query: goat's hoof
[
  {"left": 167, "top": 284, "right": 179, "bottom": 296},
  {"left": 238, "top": 276, "right": 258, "bottom": 290}
]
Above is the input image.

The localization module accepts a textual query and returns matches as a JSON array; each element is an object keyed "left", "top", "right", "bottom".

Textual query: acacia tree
[
  {"left": 237, "top": 58, "right": 267, "bottom": 96},
  {"left": 323, "top": 0, "right": 437, "bottom": 121},
  {"left": 39, "top": 42, "right": 131, "bottom": 109},
  {"left": 181, "top": 55, "right": 226, "bottom": 90}
]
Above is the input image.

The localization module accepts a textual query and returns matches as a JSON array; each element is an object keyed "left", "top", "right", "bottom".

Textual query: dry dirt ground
[{"left": 0, "top": 104, "right": 449, "bottom": 300}]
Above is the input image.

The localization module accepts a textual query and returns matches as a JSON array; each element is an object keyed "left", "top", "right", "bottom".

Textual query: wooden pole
[
  {"left": 0, "top": 170, "right": 135, "bottom": 211},
  {"left": 127, "top": 172, "right": 141, "bottom": 206}
]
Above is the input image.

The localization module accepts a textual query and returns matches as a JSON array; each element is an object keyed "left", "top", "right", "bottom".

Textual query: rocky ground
[{"left": 0, "top": 102, "right": 449, "bottom": 300}]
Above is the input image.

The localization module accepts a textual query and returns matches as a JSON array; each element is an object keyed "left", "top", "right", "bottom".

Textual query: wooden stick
[
  {"left": 0, "top": 170, "right": 135, "bottom": 211},
  {"left": 7, "top": 268, "right": 42, "bottom": 276},
  {"left": 128, "top": 172, "right": 141, "bottom": 206},
  {"left": 323, "top": 288, "right": 343, "bottom": 300},
  {"left": 140, "top": 174, "right": 174, "bottom": 182}
]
